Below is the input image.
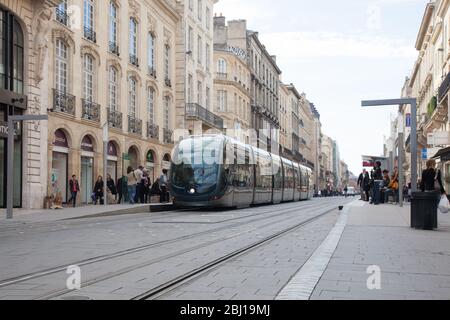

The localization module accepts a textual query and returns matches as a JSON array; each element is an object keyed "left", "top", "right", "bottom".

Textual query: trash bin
[{"left": 411, "top": 192, "right": 438, "bottom": 230}]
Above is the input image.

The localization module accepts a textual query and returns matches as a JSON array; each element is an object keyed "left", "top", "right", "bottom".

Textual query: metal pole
[
  {"left": 6, "top": 118, "right": 14, "bottom": 219},
  {"left": 103, "top": 124, "right": 108, "bottom": 206},
  {"left": 398, "top": 132, "right": 404, "bottom": 207},
  {"left": 410, "top": 99, "right": 418, "bottom": 192}
]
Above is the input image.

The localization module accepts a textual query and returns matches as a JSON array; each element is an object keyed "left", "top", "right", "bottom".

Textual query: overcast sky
[{"left": 214, "top": 0, "right": 426, "bottom": 174}]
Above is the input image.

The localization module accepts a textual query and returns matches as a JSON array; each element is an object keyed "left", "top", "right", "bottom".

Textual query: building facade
[{"left": 37, "top": 0, "right": 179, "bottom": 207}]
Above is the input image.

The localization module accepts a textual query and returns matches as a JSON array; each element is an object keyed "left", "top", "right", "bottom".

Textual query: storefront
[
  {"left": 107, "top": 141, "right": 118, "bottom": 183},
  {"left": 80, "top": 135, "right": 94, "bottom": 204},
  {"left": 51, "top": 129, "right": 69, "bottom": 203}
]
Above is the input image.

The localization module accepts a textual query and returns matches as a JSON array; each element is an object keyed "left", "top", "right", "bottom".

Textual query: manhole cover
[{"left": 61, "top": 296, "right": 91, "bottom": 300}]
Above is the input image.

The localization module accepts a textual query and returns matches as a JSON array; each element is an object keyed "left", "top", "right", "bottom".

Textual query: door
[
  {"left": 107, "top": 160, "right": 117, "bottom": 183},
  {"left": 52, "top": 152, "right": 68, "bottom": 203},
  {"left": 81, "top": 157, "right": 93, "bottom": 204}
]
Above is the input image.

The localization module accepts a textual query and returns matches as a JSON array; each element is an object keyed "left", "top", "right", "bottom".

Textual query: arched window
[
  {"left": 55, "top": 39, "right": 69, "bottom": 93},
  {"left": 128, "top": 77, "right": 137, "bottom": 117},
  {"left": 0, "top": 9, "right": 24, "bottom": 93},
  {"left": 164, "top": 45, "right": 170, "bottom": 83},
  {"left": 217, "top": 58, "right": 227, "bottom": 74},
  {"left": 109, "top": 1, "right": 119, "bottom": 54},
  {"left": 83, "top": 0, "right": 96, "bottom": 42},
  {"left": 108, "top": 66, "right": 118, "bottom": 111},
  {"left": 83, "top": 54, "right": 94, "bottom": 101},
  {"left": 147, "top": 87, "right": 155, "bottom": 124},
  {"left": 129, "top": 18, "right": 138, "bottom": 65},
  {"left": 148, "top": 33, "right": 155, "bottom": 75}
]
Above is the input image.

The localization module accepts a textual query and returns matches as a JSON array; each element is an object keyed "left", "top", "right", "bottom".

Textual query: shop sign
[
  {"left": 422, "top": 148, "right": 428, "bottom": 160},
  {"left": 123, "top": 153, "right": 130, "bottom": 161},
  {"left": 162, "top": 160, "right": 171, "bottom": 169},
  {"left": 108, "top": 142, "right": 118, "bottom": 157},
  {"left": 405, "top": 113, "right": 411, "bottom": 128},
  {"left": 81, "top": 136, "right": 94, "bottom": 152},
  {"left": 0, "top": 121, "right": 17, "bottom": 138},
  {"left": 54, "top": 129, "right": 68, "bottom": 148},
  {"left": 428, "top": 131, "right": 450, "bottom": 146}
]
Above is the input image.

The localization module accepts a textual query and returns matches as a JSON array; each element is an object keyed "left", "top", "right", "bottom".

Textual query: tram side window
[
  {"left": 232, "top": 146, "right": 252, "bottom": 188},
  {"left": 255, "top": 152, "right": 272, "bottom": 189},
  {"left": 287, "top": 166, "right": 295, "bottom": 189},
  {"left": 273, "top": 159, "right": 283, "bottom": 189},
  {"left": 301, "top": 168, "right": 308, "bottom": 190}
]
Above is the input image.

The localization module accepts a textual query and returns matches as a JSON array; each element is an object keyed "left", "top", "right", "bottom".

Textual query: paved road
[{"left": 0, "top": 197, "right": 352, "bottom": 300}]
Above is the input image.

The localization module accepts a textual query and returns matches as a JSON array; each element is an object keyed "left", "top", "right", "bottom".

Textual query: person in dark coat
[
  {"left": 106, "top": 174, "right": 117, "bottom": 203},
  {"left": 93, "top": 175, "right": 104, "bottom": 205},
  {"left": 67, "top": 175, "right": 80, "bottom": 208},
  {"left": 117, "top": 176, "right": 123, "bottom": 204},
  {"left": 150, "top": 179, "right": 161, "bottom": 203},
  {"left": 420, "top": 159, "right": 445, "bottom": 194}
]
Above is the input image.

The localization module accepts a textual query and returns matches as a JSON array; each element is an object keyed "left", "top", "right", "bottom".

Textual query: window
[
  {"left": 0, "top": 9, "right": 24, "bottom": 93},
  {"left": 187, "top": 74, "right": 193, "bottom": 103},
  {"left": 129, "top": 18, "right": 138, "bottom": 65},
  {"left": 83, "top": 54, "right": 94, "bottom": 101},
  {"left": 147, "top": 87, "right": 155, "bottom": 124},
  {"left": 164, "top": 96, "right": 170, "bottom": 129},
  {"left": 108, "top": 66, "right": 118, "bottom": 111},
  {"left": 83, "top": 0, "right": 95, "bottom": 41},
  {"left": 217, "top": 59, "right": 227, "bottom": 74},
  {"left": 217, "top": 90, "right": 227, "bottom": 112},
  {"left": 197, "top": 36, "right": 202, "bottom": 64},
  {"left": 205, "top": 43, "right": 210, "bottom": 71},
  {"left": 187, "top": 26, "right": 193, "bottom": 53},
  {"left": 109, "top": 2, "right": 118, "bottom": 52},
  {"left": 197, "top": 81, "right": 202, "bottom": 105},
  {"left": 55, "top": 39, "right": 69, "bottom": 93},
  {"left": 148, "top": 33, "right": 155, "bottom": 75},
  {"left": 56, "top": 0, "right": 69, "bottom": 26},
  {"left": 206, "top": 87, "right": 210, "bottom": 110},
  {"left": 189, "top": 0, "right": 193, "bottom": 11},
  {"left": 198, "top": 0, "right": 202, "bottom": 21},
  {"left": 128, "top": 77, "right": 137, "bottom": 117},
  {"left": 206, "top": 7, "right": 210, "bottom": 30},
  {"left": 164, "top": 45, "right": 170, "bottom": 81}
]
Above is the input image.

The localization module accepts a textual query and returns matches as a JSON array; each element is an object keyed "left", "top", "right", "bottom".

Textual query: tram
[{"left": 170, "top": 135, "right": 314, "bottom": 208}]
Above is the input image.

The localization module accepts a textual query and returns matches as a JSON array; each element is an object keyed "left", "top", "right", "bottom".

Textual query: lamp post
[
  {"left": 361, "top": 98, "right": 418, "bottom": 192},
  {"left": 397, "top": 112, "right": 404, "bottom": 208}
]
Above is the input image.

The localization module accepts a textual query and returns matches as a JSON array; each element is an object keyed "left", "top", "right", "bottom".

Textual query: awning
[{"left": 432, "top": 146, "right": 450, "bottom": 161}]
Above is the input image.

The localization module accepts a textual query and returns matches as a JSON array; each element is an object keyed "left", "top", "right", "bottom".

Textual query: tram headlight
[{"left": 188, "top": 188, "right": 196, "bottom": 194}]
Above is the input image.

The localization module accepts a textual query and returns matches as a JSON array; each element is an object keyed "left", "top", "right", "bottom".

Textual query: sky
[{"left": 214, "top": 0, "right": 426, "bottom": 175}]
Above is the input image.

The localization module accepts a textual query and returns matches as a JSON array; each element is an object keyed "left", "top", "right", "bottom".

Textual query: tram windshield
[{"left": 171, "top": 137, "right": 223, "bottom": 191}]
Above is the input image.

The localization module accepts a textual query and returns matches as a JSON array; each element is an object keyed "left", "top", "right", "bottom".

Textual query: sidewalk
[
  {"left": 0, "top": 203, "right": 166, "bottom": 224},
  {"left": 310, "top": 201, "right": 450, "bottom": 300}
]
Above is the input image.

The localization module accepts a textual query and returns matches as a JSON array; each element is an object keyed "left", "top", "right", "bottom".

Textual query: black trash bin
[{"left": 411, "top": 192, "right": 438, "bottom": 230}]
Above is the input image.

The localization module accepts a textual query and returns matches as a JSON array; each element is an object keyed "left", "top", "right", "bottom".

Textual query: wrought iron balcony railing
[
  {"left": 109, "top": 42, "right": 120, "bottom": 56},
  {"left": 163, "top": 128, "right": 174, "bottom": 144},
  {"left": 107, "top": 108, "right": 122, "bottom": 129},
  {"left": 129, "top": 54, "right": 139, "bottom": 67},
  {"left": 53, "top": 89, "right": 75, "bottom": 116},
  {"left": 128, "top": 115, "right": 142, "bottom": 135},
  {"left": 55, "top": 8, "right": 69, "bottom": 27},
  {"left": 83, "top": 26, "right": 97, "bottom": 43},
  {"left": 81, "top": 99, "right": 100, "bottom": 122},
  {"left": 185, "top": 103, "right": 224, "bottom": 129},
  {"left": 147, "top": 123, "right": 159, "bottom": 140},
  {"left": 148, "top": 67, "right": 157, "bottom": 78},
  {"left": 165, "top": 78, "right": 172, "bottom": 88},
  {"left": 216, "top": 73, "right": 228, "bottom": 80}
]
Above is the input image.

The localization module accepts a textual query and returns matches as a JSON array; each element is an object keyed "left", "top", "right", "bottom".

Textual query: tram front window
[{"left": 171, "top": 138, "right": 222, "bottom": 194}]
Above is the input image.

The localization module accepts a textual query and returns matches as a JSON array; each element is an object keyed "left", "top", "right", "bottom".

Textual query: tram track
[
  {"left": 0, "top": 200, "right": 333, "bottom": 289},
  {"left": 34, "top": 200, "right": 349, "bottom": 300}
]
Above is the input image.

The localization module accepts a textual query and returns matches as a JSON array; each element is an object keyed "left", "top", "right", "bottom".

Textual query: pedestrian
[
  {"left": 384, "top": 167, "right": 399, "bottom": 204},
  {"left": 371, "top": 161, "right": 383, "bottom": 205},
  {"left": 344, "top": 186, "right": 348, "bottom": 198},
  {"left": 67, "top": 174, "right": 80, "bottom": 208},
  {"left": 420, "top": 159, "right": 446, "bottom": 208},
  {"left": 361, "top": 170, "right": 370, "bottom": 202},
  {"left": 117, "top": 176, "right": 123, "bottom": 204},
  {"left": 142, "top": 169, "right": 150, "bottom": 203},
  {"left": 134, "top": 165, "right": 144, "bottom": 203},
  {"left": 93, "top": 175, "right": 104, "bottom": 205},
  {"left": 160, "top": 169, "right": 169, "bottom": 203},
  {"left": 127, "top": 166, "right": 137, "bottom": 204},
  {"left": 106, "top": 174, "right": 117, "bottom": 204},
  {"left": 380, "top": 170, "right": 390, "bottom": 204},
  {"left": 150, "top": 178, "right": 161, "bottom": 203}
]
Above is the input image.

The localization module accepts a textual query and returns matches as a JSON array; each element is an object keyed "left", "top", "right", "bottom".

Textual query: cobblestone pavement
[{"left": 0, "top": 198, "right": 351, "bottom": 300}]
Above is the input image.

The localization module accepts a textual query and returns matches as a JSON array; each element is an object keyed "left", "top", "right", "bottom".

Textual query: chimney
[{"left": 214, "top": 14, "right": 225, "bottom": 28}]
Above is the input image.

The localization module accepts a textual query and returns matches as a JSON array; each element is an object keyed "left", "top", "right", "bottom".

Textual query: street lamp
[{"left": 361, "top": 98, "right": 418, "bottom": 192}]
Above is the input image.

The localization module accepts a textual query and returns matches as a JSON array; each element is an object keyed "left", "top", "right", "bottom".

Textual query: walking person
[
  {"left": 127, "top": 166, "right": 137, "bottom": 204},
  {"left": 420, "top": 159, "right": 446, "bottom": 208},
  {"left": 67, "top": 175, "right": 80, "bottom": 208},
  {"left": 117, "top": 176, "right": 123, "bottom": 204},
  {"left": 159, "top": 169, "right": 169, "bottom": 203},
  {"left": 371, "top": 161, "right": 383, "bottom": 205},
  {"left": 134, "top": 166, "right": 144, "bottom": 203},
  {"left": 106, "top": 174, "right": 117, "bottom": 204},
  {"left": 150, "top": 179, "right": 161, "bottom": 203},
  {"left": 142, "top": 169, "right": 150, "bottom": 203},
  {"left": 93, "top": 176, "right": 104, "bottom": 205}
]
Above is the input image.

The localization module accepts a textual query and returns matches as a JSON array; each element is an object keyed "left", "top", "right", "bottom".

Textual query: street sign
[
  {"left": 422, "top": 148, "right": 427, "bottom": 160},
  {"left": 123, "top": 153, "right": 130, "bottom": 161},
  {"left": 405, "top": 113, "right": 411, "bottom": 127}
]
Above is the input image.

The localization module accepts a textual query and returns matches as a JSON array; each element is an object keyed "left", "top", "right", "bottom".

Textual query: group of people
[
  {"left": 357, "top": 161, "right": 400, "bottom": 205},
  {"left": 357, "top": 159, "right": 447, "bottom": 206},
  {"left": 66, "top": 168, "right": 170, "bottom": 208}
]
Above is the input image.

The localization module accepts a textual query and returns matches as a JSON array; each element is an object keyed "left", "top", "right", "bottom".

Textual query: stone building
[
  {"left": 39, "top": 0, "right": 180, "bottom": 207},
  {"left": 0, "top": 0, "right": 59, "bottom": 209}
]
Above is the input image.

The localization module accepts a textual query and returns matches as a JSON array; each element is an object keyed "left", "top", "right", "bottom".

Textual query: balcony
[
  {"left": 163, "top": 128, "right": 174, "bottom": 144},
  {"left": 186, "top": 103, "right": 224, "bottom": 129},
  {"left": 52, "top": 89, "right": 75, "bottom": 116},
  {"left": 128, "top": 115, "right": 142, "bottom": 135},
  {"left": 109, "top": 42, "right": 120, "bottom": 56},
  {"left": 83, "top": 27, "right": 96, "bottom": 43},
  {"left": 148, "top": 67, "right": 157, "bottom": 79},
  {"left": 129, "top": 54, "right": 139, "bottom": 67},
  {"left": 107, "top": 108, "right": 122, "bottom": 129},
  {"left": 165, "top": 78, "right": 172, "bottom": 88},
  {"left": 81, "top": 99, "right": 100, "bottom": 122},
  {"left": 439, "top": 71, "right": 450, "bottom": 103},
  {"left": 216, "top": 73, "right": 228, "bottom": 80},
  {"left": 147, "top": 123, "right": 159, "bottom": 140},
  {"left": 55, "top": 8, "right": 69, "bottom": 27}
]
